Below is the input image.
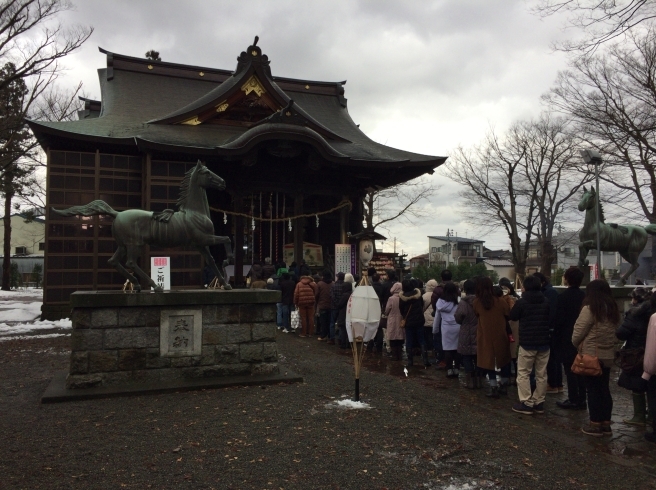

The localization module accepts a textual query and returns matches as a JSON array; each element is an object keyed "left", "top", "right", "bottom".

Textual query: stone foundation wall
[{"left": 66, "top": 290, "right": 279, "bottom": 389}]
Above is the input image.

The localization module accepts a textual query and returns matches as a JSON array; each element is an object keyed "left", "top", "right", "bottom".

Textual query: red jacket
[{"left": 294, "top": 276, "right": 317, "bottom": 307}]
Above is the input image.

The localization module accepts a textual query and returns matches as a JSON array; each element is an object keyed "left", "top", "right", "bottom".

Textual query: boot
[
  {"left": 394, "top": 345, "right": 403, "bottom": 361},
  {"left": 623, "top": 393, "right": 647, "bottom": 426},
  {"left": 486, "top": 385, "right": 499, "bottom": 399},
  {"left": 406, "top": 346, "right": 414, "bottom": 367},
  {"left": 464, "top": 372, "right": 474, "bottom": 389},
  {"left": 421, "top": 346, "right": 430, "bottom": 367},
  {"left": 498, "top": 382, "right": 509, "bottom": 396}
]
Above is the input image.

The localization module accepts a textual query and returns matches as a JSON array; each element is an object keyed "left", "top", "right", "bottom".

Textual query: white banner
[
  {"left": 335, "top": 244, "right": 352, "bottom": 275},
  {"left": 151, "top": 257, "right": 171, "bottom": 291}
]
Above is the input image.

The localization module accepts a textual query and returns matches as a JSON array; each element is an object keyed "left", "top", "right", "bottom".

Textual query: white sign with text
[{"left": 151, "top": 257, "right": 171, "bottom": 291}]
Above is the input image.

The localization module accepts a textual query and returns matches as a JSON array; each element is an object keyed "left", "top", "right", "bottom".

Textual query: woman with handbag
[
  {"left": 399, "top": 280, "right": 429, "bottom": 367},
  {"left": 384, "top": 282, "right": 404, "bottom": 360},
  {"left": 615, "top": 288, "right": 652, "bottom": 426},
  {"left": 572, "top": 279, "right": 621, "bottom": 437}
]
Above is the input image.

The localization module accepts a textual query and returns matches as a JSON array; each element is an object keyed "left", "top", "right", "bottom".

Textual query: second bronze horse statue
[
  {"left": 52, "top": 161, "right": 233, "bottom": 292},
  {"left": 578, "top": 186, "right": 656, "bottom": 286}
]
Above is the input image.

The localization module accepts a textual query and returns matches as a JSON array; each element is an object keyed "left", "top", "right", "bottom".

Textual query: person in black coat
[
  {"left": 279, "top": 273, "right": 296, "bottom": 332},
  {"left": 552, "top": 267, "right": 587, "bottom": 410},
  {"left": 534, "top": 271, "right": 563, "bottom": 393},
  {"left": 509, "top": 275, "right": 552, "bottom": 414},
  {"left": 399, "top": 279, "right": 429, "bottom": 367},
  {"left": 336, "top": 282, "right": 353, "bottom": 349},
  {"left": 369, "top": 271, "right": 385, "bottom": 353},
  {"left": 616, "top": 288, "right": 652, "bottom": 425}
]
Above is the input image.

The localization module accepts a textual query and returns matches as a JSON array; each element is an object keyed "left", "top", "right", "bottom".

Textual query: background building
[{"left": 428, "top": 235, "right": 484, "bottom": 267}]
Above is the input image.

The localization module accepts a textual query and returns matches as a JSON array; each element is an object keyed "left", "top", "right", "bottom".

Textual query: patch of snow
[
  {"left": 0, "top": 333, "right": 69, "bottom": 342},
  {"left": 0, "top": 318, "right": 71, "bottom": 336},
  {"left": 326, "top": 399, "right": 372, "bottom": 410},
  {"left": 0, "top": 288, "right": 43, "bottom": 298},
  {"left": 0, "top": 301, "right": 42, "bottom": 322},
  {"left": 424, "top": 479, "right": 496, "bottom": 490}
]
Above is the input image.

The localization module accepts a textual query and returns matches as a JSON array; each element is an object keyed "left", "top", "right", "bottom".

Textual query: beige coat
[
  {"left": 571, "top": 305, "right": 618, "bottom": 365},
  {"left": 423, "top": 280, "right": 438, "bottom": 326},
  {"left": 384, "top": 283, "right": 405, "bottom": 341}
]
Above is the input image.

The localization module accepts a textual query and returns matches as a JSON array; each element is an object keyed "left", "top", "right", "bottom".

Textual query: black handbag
[{"left": 616, "top": 347, "right": 645, "bottom": 376}]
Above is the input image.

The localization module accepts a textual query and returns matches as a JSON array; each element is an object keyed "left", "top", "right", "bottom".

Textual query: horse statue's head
[
  {"left": 192, "top": 160, "right": 226, "bottom": 191},
  {"left": 578, "top": 185, "right": 597, "bottom": 211}
]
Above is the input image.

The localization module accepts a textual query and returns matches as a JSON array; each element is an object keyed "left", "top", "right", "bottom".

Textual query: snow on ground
[
  {"left": 0, "top": 288, "right": 43, "bottom": 299},
  {"left": 0, "top": 301, "right": 42, "bottom": 322},
  {"left": 0, "top": 318, "right": 72, "bottom": 336},
  {"left": 325, "top": 399, "right": 372, "bottom": 410},
  {"left": 0, "top": 333, "right": 69, "bottom": 342},
  {"left": 0, "top": 288, "right": 71, "bottom": 338}
]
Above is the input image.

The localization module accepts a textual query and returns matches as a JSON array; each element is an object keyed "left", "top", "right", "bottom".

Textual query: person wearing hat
[{"left": 616, "top": 287, "right": 653, "bottom": 425}]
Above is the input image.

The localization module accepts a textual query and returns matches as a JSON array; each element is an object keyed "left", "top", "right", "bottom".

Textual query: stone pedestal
[{"left": 66, "top": 289, "right": 282, "bottom": 389}]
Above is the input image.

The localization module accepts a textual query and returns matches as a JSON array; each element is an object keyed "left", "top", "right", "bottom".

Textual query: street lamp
[{"left": 579, "top": 149, "right": 602, "bottom": 278}]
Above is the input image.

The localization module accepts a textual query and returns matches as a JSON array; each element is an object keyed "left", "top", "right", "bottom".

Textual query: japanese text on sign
[{"left": 150, "top": 256, "right": 171, "bottom": 290}]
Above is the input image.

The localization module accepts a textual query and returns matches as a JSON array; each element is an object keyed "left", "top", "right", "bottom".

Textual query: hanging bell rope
[{"left": 209, "top": 198, "right": 352, "bottom": 223}]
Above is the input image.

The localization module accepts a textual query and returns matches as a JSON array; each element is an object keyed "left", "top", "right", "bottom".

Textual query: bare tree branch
[{"left": 532, "top": 0, "right": 656, "bottom": 54}]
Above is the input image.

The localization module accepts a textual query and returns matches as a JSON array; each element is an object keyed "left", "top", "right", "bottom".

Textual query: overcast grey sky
[{"left": 55, "top": 0, "right": 575, "bottom": 258}]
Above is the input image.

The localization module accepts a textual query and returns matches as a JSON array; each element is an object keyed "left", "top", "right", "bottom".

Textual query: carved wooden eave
[{"left": 148, "top": 38, "right": 348, "bottom": 142}]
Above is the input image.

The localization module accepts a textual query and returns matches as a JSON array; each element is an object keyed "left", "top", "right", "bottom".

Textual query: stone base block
[{"left": 56, "top": 289, "right": 285, "bottom": 393}]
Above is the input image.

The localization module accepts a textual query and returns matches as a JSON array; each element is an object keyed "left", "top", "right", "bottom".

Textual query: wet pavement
[
  {"left": 311, "top": 332, "right": 656, "bottom": 473},
  {"left": 1, "top": 326, "right": 655, "bottom": 488}
]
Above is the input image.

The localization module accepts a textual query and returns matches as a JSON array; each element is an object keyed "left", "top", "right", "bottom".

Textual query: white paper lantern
[{"left": 345, "top": 284, "right": 381, "bottom": 343}]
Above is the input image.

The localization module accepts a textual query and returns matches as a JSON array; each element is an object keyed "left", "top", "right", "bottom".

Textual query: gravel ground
[{"left": 1, "top": 331, "right": 656, "bottom": 490}]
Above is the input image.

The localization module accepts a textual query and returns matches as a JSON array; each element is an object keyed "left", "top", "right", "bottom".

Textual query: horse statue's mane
[{"left": 177, "top": 166, "right": 194, "bottom": 210}]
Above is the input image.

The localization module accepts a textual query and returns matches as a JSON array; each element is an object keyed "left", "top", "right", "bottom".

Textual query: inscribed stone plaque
[{"left": 160, "top": 309, "right": 202, "bottom": 357}]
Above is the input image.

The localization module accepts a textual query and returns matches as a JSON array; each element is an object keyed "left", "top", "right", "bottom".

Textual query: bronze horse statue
[
  {"left": 52, "top": 161, "right": 233, "bottom": 292},
  {"left": 578, "top": 186, "right": 656, "bottom": 286}
]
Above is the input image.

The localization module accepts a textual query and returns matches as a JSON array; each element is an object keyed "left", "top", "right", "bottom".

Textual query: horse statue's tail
[
  {"left": 646, "top": 224, "right": 656, "bottom": 235},
  {"left": 51, "top": 200, "right": 118, "bottom": 218}
]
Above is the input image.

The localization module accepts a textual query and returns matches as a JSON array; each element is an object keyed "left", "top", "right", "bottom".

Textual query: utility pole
[
  {"left": 446, "top": 229, "right": 452, "bottom": 268},
  {"left": 393, "top": 237, "right": 397, "bottom": 254}
]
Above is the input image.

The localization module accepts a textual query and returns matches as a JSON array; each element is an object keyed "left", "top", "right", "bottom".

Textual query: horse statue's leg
[
  {"left": 617, "top": 250, "right": 640, "bottom": 287},
  {"left": 198, "top": 246, "right": 232, "bottom": 290},
  {"left": 108, "top": 245, "right": 142, "bottom": 292},
  {"left": 125, "top": 245, "right": 163, "bottom": 292},
  {"left": 578, "top": 240, "right": 594, "bottom": 267}
]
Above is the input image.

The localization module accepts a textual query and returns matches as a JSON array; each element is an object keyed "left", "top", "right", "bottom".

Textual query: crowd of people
[{"left": 252, "top": 259, "right": 656, "bottom": 443}]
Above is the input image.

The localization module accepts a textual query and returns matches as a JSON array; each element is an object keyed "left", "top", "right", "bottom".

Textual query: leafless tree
[
  {"left": 544, "top": 27, "right": 656, "bottom": 274},
  {"left": 532, "top": 0, "right": 656, "bottom": 53},
  {"left": 446, "top": 115, "right": 591, "bottom": 279},
  {"left": 0, "top": 0, "right": 92, "bottom": 92},
  {"left": 362, "top": 176, "right": 440, "bottom": 248}
]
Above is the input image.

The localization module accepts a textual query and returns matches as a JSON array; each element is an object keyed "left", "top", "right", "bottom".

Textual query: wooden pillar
[
  {"left": 233, "top": 195, "right": 245, "bottom": 287},
  {"left": 294, "top": 195, "right": 304, "bottom": 267},
  {"left": 339, "top": 194, "right": 349, "bottom": 244}
]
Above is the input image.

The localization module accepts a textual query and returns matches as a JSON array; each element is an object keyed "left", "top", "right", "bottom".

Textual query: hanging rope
[{"left": 209, "top": 198, "right": 352, "bottom": 222}]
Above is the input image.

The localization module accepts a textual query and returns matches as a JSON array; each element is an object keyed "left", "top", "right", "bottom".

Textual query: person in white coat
[{"left": 433, "top": 282, "right": 461, "bottom": 378}]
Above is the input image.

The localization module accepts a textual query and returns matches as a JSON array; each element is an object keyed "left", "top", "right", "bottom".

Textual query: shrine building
[{"left": 28, "top": 38, "right": 445, "bottom": 318}]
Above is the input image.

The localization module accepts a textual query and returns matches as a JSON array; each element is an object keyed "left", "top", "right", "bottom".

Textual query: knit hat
[
  {"left": 344, "top": 273, "right": 354, "bottom": 283},
  {"left": 266, "top": 278, "right": 274, "bottom": 285},
  {"left": 425, "top": 279, "right": 438, "bottom": 293}
]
